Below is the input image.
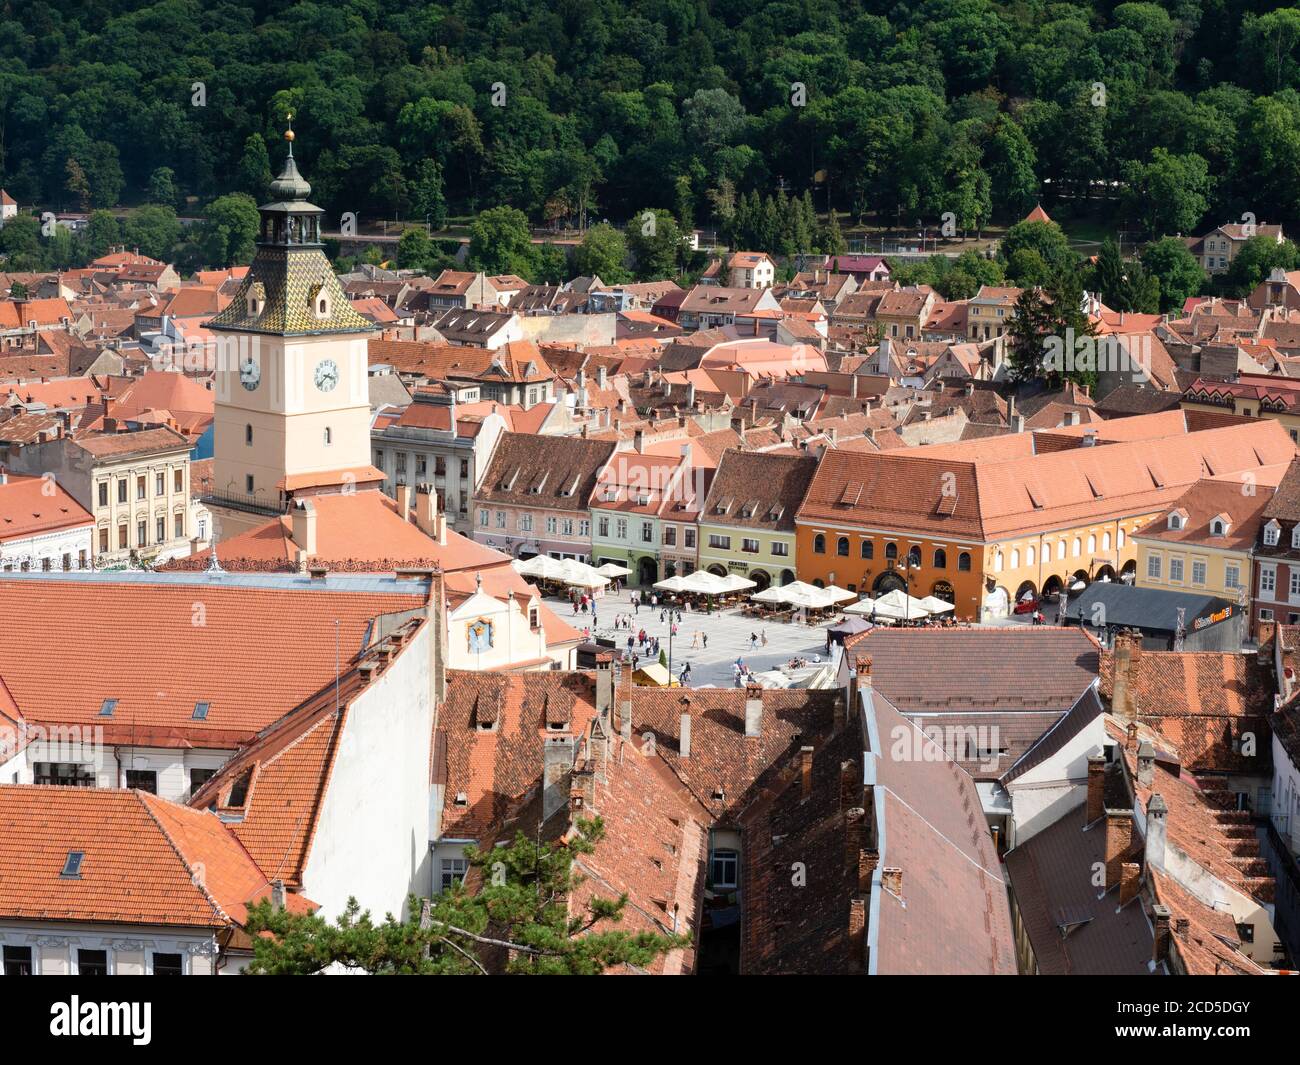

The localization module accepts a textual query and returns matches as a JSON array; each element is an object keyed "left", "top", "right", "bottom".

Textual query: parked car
[{"left": 1013, "top": 596, "right": 1039, "bottom": 615}]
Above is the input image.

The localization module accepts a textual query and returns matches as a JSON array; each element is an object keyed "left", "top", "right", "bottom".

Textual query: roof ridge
[{"left": 135, "top": 791, "right": 231, "bottom": 926}]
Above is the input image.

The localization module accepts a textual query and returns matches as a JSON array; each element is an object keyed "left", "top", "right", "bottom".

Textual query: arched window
[
  {"left": 907, "top": 546, "right": 921, "bottom": 567},
  {"left": 1043, "top": 543, "right": 1051, "bottom": 564},
  {"left": 1087, "top": 534, "right": 1097, "bottom": 553},
  {"left": 933, "top": 548, "right": 947, "bottom": 569},
  {"left": 1010, "top": 548, "right": 1020, "bottom": 569},
  {"left": 1026, "top": 545, "right": 1035, "bottom": 566},
  {"left": 1072, "top": 537, "right": 1082, "bottom": 557},
  {"left": 813, "top": 533, "right": 826, "bottom": 554},
  {"left": 1102, "top": 532, "right": 1111, "bottom": 551},
  {"left": 958, "top": 552, "right": 971, "bottom": 572},
  {"left": 885, "top": 542, "right": 898, "bottom": 561},
  {"left": 1117, "top": 528, "right": 1126, "bottom": 547},
  {"left": 861, "top": 539, "right": 874, "bottom": 559},
  {"left": 837, "top": 536, "right": 849, "bottom": 557},
  {"left": 994, "top": 552, "right": 1003, "bottom": 573}
]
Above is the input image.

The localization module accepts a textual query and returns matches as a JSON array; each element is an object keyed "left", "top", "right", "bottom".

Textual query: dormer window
[
  {"left": 1265, "top": 521, "right": 1281, "bottom": 547},
  {"left": 246, "top": 295, "right": 264, "bottom": 316},
  {"left": 1210, "top": 517, "right": 1230, "bottom": 537},
  {"left": 1167, "top": 512, "right": 1184, "bottom": 530},
  {"left": 1292, "top": 525, "right": 1300, "bottom": 550},
  {"left": 315, "top": 294, "right": 331, "bottom": 318}
]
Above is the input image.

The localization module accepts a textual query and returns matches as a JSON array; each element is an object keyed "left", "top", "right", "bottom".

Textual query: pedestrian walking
[{"left": 702, "top": 632, "right": 708, "bottom": 649}]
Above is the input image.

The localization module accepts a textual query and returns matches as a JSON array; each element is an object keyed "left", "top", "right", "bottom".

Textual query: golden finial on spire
[{"left": 284, "top": 112, "right": 295, "bottom": 148}]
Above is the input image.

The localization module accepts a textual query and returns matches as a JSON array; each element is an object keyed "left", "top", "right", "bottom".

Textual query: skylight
[
  {"left": 99, "top": 698, "right": 117, "bottom": 717},
  {"left": 60, "top": 851, "right": 85, "bottom": 879},
  {"left": 193, "top": 701, "right": 210, "bottom": 720}
]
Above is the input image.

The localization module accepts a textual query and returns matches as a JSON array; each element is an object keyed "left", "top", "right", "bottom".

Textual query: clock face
[
  {"left": 239, "top": 358, "right": 261, "bottom": 391},
  {"left": 314, "top": 359, "right": 339, "bottom": 392}
]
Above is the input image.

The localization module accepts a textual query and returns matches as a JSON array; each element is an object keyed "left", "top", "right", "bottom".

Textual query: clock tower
[{"left": 205, "top": 117, "right": 378, "bottom": 537}]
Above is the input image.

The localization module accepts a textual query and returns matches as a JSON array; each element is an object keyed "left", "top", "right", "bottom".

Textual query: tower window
[
  {"left": 245, "top": 424, "right": 253, "bottom": 445},
  {"left": 324, "top": 427, "right": 332, "bottom": 445},
  {"left": 246, "top": 474, "right": 254, "bottom": 494}
]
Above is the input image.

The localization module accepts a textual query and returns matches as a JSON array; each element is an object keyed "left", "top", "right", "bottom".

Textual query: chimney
[
  {"left": 569, "top": 761, "right": 596, "bottom": 823},
  {"left": 1064, "top": 409, "right": 1080, "bottom": 426},
  {"left": 800, "top": 745, "right": 814, "bottom": 800},
  {"left": 1104, "top": 808, "right": 1134, "bottom": 891},
  {"left": 414, "top": 485, "right": 446, "bottom": 545},
  {"left": 620, "top": 699, "right": 633, "bottom": 742},
  {"left": 1011, "top": 414, "right": 1024, "bottom": 433},
  {"left": 1145, "top": 793, "right": 1168, "bottom": 873},
  {"left": 595, "top": 657, "right": 614, "bottom": 717},
  {"left": 291, "top": 498, "right": 317, "bottom": 556},
  {"left": 633, "top": 428, "right": 645, "bottom": 452},
  {"left": 881, "top": 867, "right": 903, "bottom": 897},
  {"left": 0, "top": 467, "right": 6, "bottom": 486},
  {"left": 597, "top": 364, "right": 607, "bottom": 389},
  {"left": 1136, "top": 739, "right": 1155, "bottom": 787},
  {"left": 1111, "top": 633, "right": 1140, "bottom": 718},
  {"left": 1086, "top": 752, "right": 1106, "bottom": 824},
  {"left": 397, "top": 482, "right": 414, "bottom": 519},
  {"left": 964, "top": 381, "right": 975, "bottom": 397},
  {"left": 270, "top": 879, "right": 286, "bottom": 912},
  {"left": 679, "top": 710, "right": 692, "bottom": 759},
  {"left": 852, "top": 654, "right": 873, "bottom": 702},
  {"left": 1119, "top": 861, "right": 1141, "bottom": 906},
  {"left": 744, "top": 684, "right": 763, "bottom": 738},
  {"left": 849, "top": 897, "right": 867, "bottom": 970},
  {"left": 542, "top": 735, "right": 574, "bottom": 822},
  {"left": 680, "top": 441, "right": 692, "bottom": 464},
  {"left": 1152, "top": 903, "right": 1172, "bottom": 968}
]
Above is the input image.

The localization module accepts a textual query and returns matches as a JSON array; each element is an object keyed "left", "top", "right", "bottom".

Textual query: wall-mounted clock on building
[
  {"left": 314, "top": 358, "right": 339, "bottom": 392},
  {"left": 239, "top": 358, "right": 261, "bottom": 391}
]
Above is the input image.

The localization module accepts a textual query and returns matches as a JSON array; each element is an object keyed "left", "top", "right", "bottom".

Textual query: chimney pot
[
  {"left": 679, "top": 711, "right": 692, "bottom": 758},
  {"left": 744, "top": 685, "right": 763, "bottom": 738},
  {"left": 1145, "top": 793, "right": 1168, "bottom": 873},
  {"left": 1119, "top": 861, "right": 1141, "bottom": 906},
  {"left": 882, "top": 866, "right": 903, "bottom": 897},
  {"left": 800, "top": 745, "right": 814, "bottom": 800},
  {"left": 1152, "top": 903, "right": 1172, "bottom": 967},
  {"left": 1086, "top": 752, "right": 1106, "bottom": 824},
  {"left": 1104, "top": 808, "right": 1134, "bottom": 892}
]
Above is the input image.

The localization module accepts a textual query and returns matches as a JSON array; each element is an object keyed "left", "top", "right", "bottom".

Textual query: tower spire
[{"left": 284, "top": 112, "right": 295, "bottom": 158}]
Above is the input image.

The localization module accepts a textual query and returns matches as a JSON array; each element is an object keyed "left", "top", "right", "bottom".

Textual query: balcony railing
[{"left": 201, "top": 489, "right": 289, "bottom": 518}]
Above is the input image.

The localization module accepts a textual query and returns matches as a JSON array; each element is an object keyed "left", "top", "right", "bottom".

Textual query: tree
[
  {"left": 236, "top": 134, "right": 273, "bottom": 199},
  {"left": 1140, "top": 237, "right": 1206, "bottom": 311},
  {"left": 467, "top": 205, "right": 538, "bottom": 278},
  {"left": 243, "top": 818, "right": 687, "bottom": 975},
  {"left": 197, "top": 193, "right": 260, "bottom": 267},
  {"left": 408, "top": 160, "right": 447, "bottom": 230},
  {"left": 122, "top": 205, "right": 181, "bottom": 261},
  {"left": 625, "top": 208, "right": 687, "bottom": 281},
  {"left": 1091, "top": 239, "right": 1159, "bottom": 313},
  {"left": 65, "top": 158, "right": 92, "bottom": 212},
  {"left": 85, "top": 210, "right": 121, "bottom": 261},
  {"left": 397, "top": 227, "right": 434, "bottom": 271},
  {"left": 146, "top": 167, "right": 177, "bottom": 208},
  {"left": 1122, "top": 148, "right": 1210, "bottom": 238},
  {"left": 571, "top": 223, "right": 629, "bottom": 283},
  {"left": 1000, "top": 219, "right": 1075, "bottom": 284},
  {"left": 1006, "top": 282, "right": 1099, "bottom": 390},
  {"left": 986, "top": 118, "right": 1038, "bottom": 220},
  {"left": 1223, "top": 235, "right": 1300, "bottom": 297}
]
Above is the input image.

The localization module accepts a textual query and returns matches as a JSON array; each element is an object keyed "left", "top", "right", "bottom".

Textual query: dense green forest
[{"left": 5, "top": 0, "right": 1300, "bottom": 299}]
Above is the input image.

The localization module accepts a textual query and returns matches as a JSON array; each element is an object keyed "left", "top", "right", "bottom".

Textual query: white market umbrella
[
  {"left": 823, "top": 585, "right": 859, "bottom": 605},
  {"left": 868, "top": 589, "right": 932, "bottom": 620},
  {"left": 596, "top": 562, "right": 632, "bottom": 577},
  {"left": 556, "top": 558, "right": 608, "bottom": 588},
  {"left": 916, "top": 595, "right": 956, "bottom": 615},
  {"left": 654, "top": 574, "right": 691, "bottom": 593},
  {"left": 751, "top": 586, "right": 791, "bottom": 604},
  {"left": 844, "top": 597, "right": 876, "bottom": 616}
]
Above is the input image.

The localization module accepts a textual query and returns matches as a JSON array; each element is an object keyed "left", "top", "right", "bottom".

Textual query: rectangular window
[
  {"left": 1291, "top": 570, "right": 1300, "bottom": 599},
  {"left": 772, "top": 541, "right": 789, "bottom": 557},
  {"left": 460, "top": 460, "right": 469, "bottom": 478},
  {"left": 156, "top": 517, "right": 166, "bottom": 544},
  {"left": 245, "top": 474, "right": 254, "bottom": 494},
  {"left": 174, "top": 468, "right": 183, "bottom": 493},
  {"left": 396, "top": 452, "right": 407, "bottom": 474},
  {"left": 1191, "top": 560, "right": 1207, "bottom": 586},
  {"left": 1260, "top": 608, "right": 1275, "bottom": 621},
  {"left": 136, "top": 476, "right": 146, "bottom": 500},
  {"left": 479, "top": 509, "right": 489, "bottom": 527},
  {"left": 1146, "top": 555, "right": 1161, "bottom": 580},
  {"left": 640, "top": 521, "right": 653, "bottom": 543},
  {"left": 155, "top": 472, "right": 164, "bottom": 496},
  {"left": 435, "top": 457, "right": 446, "bottom": 477},
  {"left": 440, "top": 858, "right": 469, "bottom": 893},
  {"left": 152, "top": 953, "right": 183, "bottom": 976},
  {"left": 2, "top": 946, "right": 33, "bottom": 975},
  {"left": 662, "top": 525, "right": 677, "bottom": 547},
  {"left": 741, "top": 538, "right": 759, "bottom": 553},
  {"left": 175, "top": 513, "right": 184, "bottom": 539},
  {"left": 563, "top": 518, "right": 575, "bottom": 536},
  {"left": 98, "top": 481, "right": 108, "bottom": 507},
  {"left": 189, "top": 768, "right": 216, "bottom": 797},
  {"left": 77, "top": 949, "right": 109, "bottom": 976},
  {"left": 579, "top": 519, "right": 590, "bottom": 537},
  {"left": 126, "top": 769, "right": 158, "bottom": 794},
  {"left": 684, "top": 528, "right": 696, "bottom": 549},
  {"left": 708, "top": 534, "right": 731, "bottom": 549},
  {"left": 547, "top": 516, "right": 559, "bottom": 534},
  {"left": 117, "top": 480, "right": 127, "bottom": 504},
  {"left": 137, "top": 519, "right": 147, "bottom": 547},
  {"left": 519, "top": 513, "right": 533, "bottom": 532},
  {"left": 118, "top": 525, "right": 128, "bottom": 550},
  {"left": 1225, "top": 564, "right": 1240, "bottom": 589},
  {"left": 1262, "top": 567, "right": 1277, "bottom": 594},
  {"left": 1169, "top": 557, "right": 1184, "bottom": 582},
  {"left": 615, "top": 518, "right": 627, "bottom": 539},
  {"left": 598, "top": 517, "right": 609, "bottom": 537},
  {"left": 710, "top": 850, "right": 739, "bottom": 890},
  {"left": 495, "top": 511, "right": 506, "bottom": 529},
  {"left": 33, "top": 762, "right": 95, "bottom": 786}
]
